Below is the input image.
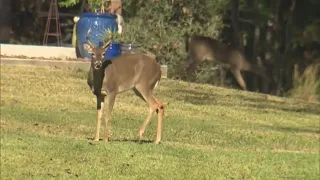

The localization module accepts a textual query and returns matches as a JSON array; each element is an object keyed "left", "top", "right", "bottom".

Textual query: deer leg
[
  {"left": 185, "top": 61, "right": 198, "bottom": 81},
  {"left": 134, "top": 86, "right": 164, "bottom": 144},
  {"left": 94, "top": 95, "right": 104, "bottom": 141},
  {"left": 87, "top": 66, "right": 94, "bottom": 93},
  {"left": 140, "top": 94, "right": 164, "bottom": 144},
  {"left": 230, "top": 69, "right": 247, "bottom": 90},
  {"left": 132, "top": 88, "right": 155, "bottom": 138},
  {"left": 219, "top": 67, "right": 226, "bottom": 87},
  {"left": 154, "top": 97, "right": 164, "bottom": 144},
  {"left": 139, "top": 101, "right": 157, "bottom": 137},
  {"left": 103, "top": 92, "right": 117, "bottom": 143}
]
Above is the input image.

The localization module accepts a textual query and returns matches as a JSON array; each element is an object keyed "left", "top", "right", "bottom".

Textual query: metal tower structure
[{"left": 43, "top": 0, "right": 62, "bottom": 46}]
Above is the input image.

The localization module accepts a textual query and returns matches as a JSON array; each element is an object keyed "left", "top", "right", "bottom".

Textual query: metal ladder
[{"left": 43, "top": 0, "right": 62, "bottom": 46}]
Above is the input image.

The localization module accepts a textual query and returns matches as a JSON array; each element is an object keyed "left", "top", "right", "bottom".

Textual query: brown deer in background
[
  {"left": 183, "top": 34, "right": 272, "bottom": 90},
  {"left": 84, "top": 30, "right": 164, "bottom": 144}
]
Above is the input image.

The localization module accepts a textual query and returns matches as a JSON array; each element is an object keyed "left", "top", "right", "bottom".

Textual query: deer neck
[{"left": 89, "top": 65, "right": 105, "bottom": 95}]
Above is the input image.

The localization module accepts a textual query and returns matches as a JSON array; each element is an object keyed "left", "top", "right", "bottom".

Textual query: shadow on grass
[
  {"left": 235, "top": 95, "right": 320, "bottom": 116},
  {"left": 87, "top": 137, "right": 153, "bottom": 144},
  {"left": 168, "top": 89, "right": 219, "bottom": 105},
  {"left": 168, "top": 88, "right": 320, "bottom": 115},
  {"left": 258, "top": 124, "right": 320, "bottom": 134},
  {"left": 110, "top": 139, "right": 154, "bottom": 144}
]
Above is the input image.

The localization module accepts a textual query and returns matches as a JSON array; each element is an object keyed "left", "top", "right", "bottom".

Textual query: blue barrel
[
  {"left": 76, "top": 12, "right": 120, "bottom": 59},
  {"left": 102, "top": 41, "right": 121, "bottom": 60}
]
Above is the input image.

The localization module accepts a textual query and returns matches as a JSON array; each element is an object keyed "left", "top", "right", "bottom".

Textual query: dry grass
[{"left": 288, "top": 63, "right": 320, "bottom": 102}]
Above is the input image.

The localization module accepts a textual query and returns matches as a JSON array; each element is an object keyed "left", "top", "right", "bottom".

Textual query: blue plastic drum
[
  {"left": 76, "top": 12, "right": 120, "bottom": 59},
  {"left": 103, "top": 41, "right": 121, "bottom": 60}
]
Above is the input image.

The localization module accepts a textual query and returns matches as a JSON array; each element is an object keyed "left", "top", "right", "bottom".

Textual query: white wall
[{"left": 0, "top": 44, "right": 77, "bottom": 59}]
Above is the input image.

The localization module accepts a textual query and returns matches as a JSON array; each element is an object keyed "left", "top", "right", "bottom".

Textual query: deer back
[
  {"left": 186, "top": 35, "right": 250, "bottom": 70},
  {"left": 102, "top": 53, "right": 162, "bottom": 93}
]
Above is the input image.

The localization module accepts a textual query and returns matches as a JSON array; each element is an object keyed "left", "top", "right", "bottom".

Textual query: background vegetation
[
  {"left": 6, "top": 0, "right": 320, "bottom": 101},
  {"left": 2, "top": 1, "right": 319, "bottom": 178}
]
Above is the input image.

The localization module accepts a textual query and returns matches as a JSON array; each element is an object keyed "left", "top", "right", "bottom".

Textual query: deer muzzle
[{"left": 93, "top": 61, "right": 103, "bottom": 69}]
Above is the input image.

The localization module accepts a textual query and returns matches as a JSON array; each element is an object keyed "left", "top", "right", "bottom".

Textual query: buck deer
[
  {"left": 183, "top": 34, "right": 272, "bottom": 90},
  {"left": 84, "top": 30, "right": 164, "bottom": 144}
]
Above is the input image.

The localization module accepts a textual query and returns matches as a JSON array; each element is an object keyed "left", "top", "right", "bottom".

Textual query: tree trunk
[
  {"left": 230, "top": 0, "right": 244, "bottom": 51},
  {"left": 280, "top": 0, "right": 296, "bottom": 93},
  {"left": 271, "top": 0, "right": 296, "bottom": 96},
  {"left": 0, "top": 0, "right": 12, "bottom": 43},
  {"left": 263, "top": 23, "right": 273, "bottom": 94},
  {"left": 252, "top": 0, "right": 261, "bottom": 92},
  {"left": 269, "top": 0, "right": 283, "bottom": 96}
]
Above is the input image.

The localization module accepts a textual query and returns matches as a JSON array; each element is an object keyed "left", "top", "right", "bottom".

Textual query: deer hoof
[
  {"left": 155, "top": 140, "right": 161, "bottom": 145},
  {"left": 138, "top": 129, "right": 144, "bottom": 138}
]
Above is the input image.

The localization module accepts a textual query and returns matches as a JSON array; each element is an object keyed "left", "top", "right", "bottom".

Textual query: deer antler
[
  {"left": 86, "top": 28, "right": 95, "bottom": 48},
  {"left": 102, "top": 29, "right": 114, "bottom": 48}
]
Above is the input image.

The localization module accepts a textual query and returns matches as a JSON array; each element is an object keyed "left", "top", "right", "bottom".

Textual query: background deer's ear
[{"left": 84, "top": 44, "right": 93, "bottom": 54}]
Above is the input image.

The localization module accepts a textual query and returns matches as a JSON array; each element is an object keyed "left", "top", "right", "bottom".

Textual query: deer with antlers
[{"left": 84, "top": 29, "right": 164, "bottom": 144}]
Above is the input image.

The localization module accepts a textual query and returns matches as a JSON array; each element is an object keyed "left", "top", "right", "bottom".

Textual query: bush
[
  {"left": 287, "top": 62, "right": 320, "bottom": 102},
  {"left": 119, "top": 0, "right": 229, "bottom": 82}
]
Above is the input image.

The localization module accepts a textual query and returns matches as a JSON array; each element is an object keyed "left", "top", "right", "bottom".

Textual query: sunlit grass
[{"left": 1, "top": 65, "right": 319, "bottom": 179}]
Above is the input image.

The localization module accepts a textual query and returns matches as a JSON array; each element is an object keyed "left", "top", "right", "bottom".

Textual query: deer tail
[{"left": 153, "top": 66, "right": 162, "bottom": 90}]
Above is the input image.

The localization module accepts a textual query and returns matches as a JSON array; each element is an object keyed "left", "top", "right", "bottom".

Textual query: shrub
[
  {"left": 288, "top": 62, "right": 320, "bottom": 102},
  {"left": 119, "top": 0, "right": 229, "bottom": 82}
]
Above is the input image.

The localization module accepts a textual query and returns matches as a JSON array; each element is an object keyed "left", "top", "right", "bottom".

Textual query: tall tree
[{"left": 0, "top": 0, "right": 12, "bottom": 43}]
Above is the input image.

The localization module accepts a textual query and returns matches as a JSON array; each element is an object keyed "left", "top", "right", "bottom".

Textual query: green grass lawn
[{"left": 1, "top": 65, "right": 319, "bottom": 180}]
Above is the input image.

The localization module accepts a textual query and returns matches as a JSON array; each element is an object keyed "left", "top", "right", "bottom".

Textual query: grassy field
[{"left": 1, "top": 65, "right": 319, "bottom": 180}]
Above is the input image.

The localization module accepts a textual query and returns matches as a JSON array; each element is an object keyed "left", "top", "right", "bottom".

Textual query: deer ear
[{"left": 84, "top": 43, "right": 93, "bottom": 54}]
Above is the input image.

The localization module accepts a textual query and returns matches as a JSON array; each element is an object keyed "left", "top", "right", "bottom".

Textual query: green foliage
[
  {"left": 194, "top": 66, "right": 221, "bottom": 85},
  {"left": 58, "top": 0, "right": 80, "bottom": 7},
  {"left": 55, "top": 0, "right": 320, "bottom": 96},
  {"left": 117, "top": 0, "right": 228, "bottom": 82},
  {"left": 58, "top": 0, "right": 101, "bottom": 10},
  {"left": 304, "top": 20, "right": 320, "bottom": 42},
  {"left": 103, "top": 29, "right": 122, "bottom": 43},
  {"left": 88, "top": 0, "right": 104, "bottom": 11}
]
